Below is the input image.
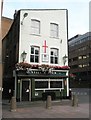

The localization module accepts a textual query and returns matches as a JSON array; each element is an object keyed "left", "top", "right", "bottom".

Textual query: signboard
[{"left": 42, "top": 54, "right": 49, "bottom": 62}]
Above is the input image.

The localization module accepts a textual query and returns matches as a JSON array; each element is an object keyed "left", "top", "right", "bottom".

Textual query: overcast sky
[{"left": 2, "top": 0, "right": 90, "bottom": 39}]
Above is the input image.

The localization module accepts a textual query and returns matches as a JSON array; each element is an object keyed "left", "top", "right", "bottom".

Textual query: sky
[{"left": 2, "top": 0, "right": 90, "bottom": 39}]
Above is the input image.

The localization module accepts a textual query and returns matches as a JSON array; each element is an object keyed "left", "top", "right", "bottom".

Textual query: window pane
[
  {"left": 54, "top": 50, "right": 58, "bottom": 56},
  {"left": 35, "top": 21, "right": 40, "bottom": 28},
  {"left": 83, "top": 55, "right": 87, "bottom": 59},
  {"left": 31, "top": 47, "right": 34, "bottom": 54},
  {"left": 55, "top": 57, "right": 58, "bottom": 64},
  {"left": 31, "top": 20, "right": 40, "bottom": 35},
  {"left": 31, "top": 20, "right": 35, "bottom": 26},
  {"left": 35, "top": 28, "right": 40, "bottom": 34},
  {"left": 51, "top": 31, "right": 54, "bottom": 37},
  {"left": 50, "top": 48, "right": 58, "bottom": 64},
  {"left": 53, "top": 32, "right": 56, "bottom": 38},
  {"left": 35, "top": 81, "right": 48, "bottom": 88},
  {"left": 78, "top": 56, "right": 82, "bottom": 59},
  {"left": 30, "top": 46, "right": 39, "bottom": 63},
  {"left": 30, "top": 55, "right": 34, "bottom": 62},
  {"left": 51, "top": 51, "right": 53, "bottom": 55},
  {"left": 50, "top": 81, "right": 62, "bottom": 88},
  {"left": 51, "top": 57, "right": 53, "bottom": 63},
  {"left": 50, "top": 23, "right": 58, "bottom": 38},
  {"left": 35, "top": 56, "right": 39, "bottom": 63},
  {"left": 35, "top": 49, "right": 39, "bottom": 54},
  {"left": 31, "top": 28, "right": 40, "bottom": 34}
]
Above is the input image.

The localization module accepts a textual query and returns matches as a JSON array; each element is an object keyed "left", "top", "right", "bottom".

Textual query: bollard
[
  {"left": 69, "top": 89, "right": 72, "bottom": 100},
  {"left": 46, "top": 95, "right": 52, "bottom": 109},
  {"left": 10, "top": 96, "right": 16, "bottom": 112},
  {"left": 60, "top": 90, "right": 63, "bottom": 100},
  {"left": 72, "top": 94, "right": 78, "bottom": 107},
  {"left": 70, "top": 92, "right": 73, "bottom": 100}
]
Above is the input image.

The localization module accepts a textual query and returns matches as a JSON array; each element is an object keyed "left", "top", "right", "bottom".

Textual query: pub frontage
[
  {"left": 2, "top": 9, "right": 70, "bottom": 101},
  {"left": 14, "top": 63, "right": 70, "bottom": 101}
]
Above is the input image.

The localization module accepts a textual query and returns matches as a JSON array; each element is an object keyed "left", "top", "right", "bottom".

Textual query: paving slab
[{"left": 2, "top": 100, "right": 89, "bottom": 119}]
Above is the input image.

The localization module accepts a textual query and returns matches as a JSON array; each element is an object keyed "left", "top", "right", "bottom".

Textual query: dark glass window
[
  {"left": 50, "top": 48, "right": 58, "bottom": 64},
  {"left": 31, "top": 47, "right": 34, "bottom": 54},
  {"left": 51, "top": 57, "right": 53, "bottom": 63},
  {"left": 55, "top": 57, "right": 58, "bottom": 64},
  {"left": 35, "top": 49, "right": 39, "bottom": 54},
  {"left": 30, "top": 55, "right": 34, "bottom": 62},
  {"left": 50, "top": 81, "right": 62, "bottom": 88},
  {"left": 30, "top": 46, "right": 39, "bottom": 63},
  {"left": 35, "top": 81, "right": 48, "bottom": 88},
  {"left": 35, "top": 56, "right": 39, "bottom": 63}
]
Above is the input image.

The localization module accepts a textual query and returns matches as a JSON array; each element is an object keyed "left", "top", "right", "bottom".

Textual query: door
[{"left": 22, "top": 81, "right": 29, "bottom": 101}]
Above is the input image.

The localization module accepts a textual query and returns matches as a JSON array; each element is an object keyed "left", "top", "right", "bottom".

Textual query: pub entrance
[{"left": 21, "top": 79, "right": 31, "bottom": 101}]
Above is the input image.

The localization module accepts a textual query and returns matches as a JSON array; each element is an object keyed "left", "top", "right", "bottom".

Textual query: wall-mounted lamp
[
  {"left": 63, "top": 54, "right": 68, "bottom": 65},
  {"left": 21, "top": 51, "right": 27, "bottom": 62},
  {"left": 21, "top": 13, "right": 28, "bottom": 25}
]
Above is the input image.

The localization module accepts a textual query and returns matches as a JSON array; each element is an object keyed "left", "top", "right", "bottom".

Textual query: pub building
[{"left": 2, "top": 9, "right": 70, "bottom": 101}]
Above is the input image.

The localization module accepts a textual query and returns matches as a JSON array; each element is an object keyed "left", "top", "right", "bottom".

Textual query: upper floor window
[
  {"left": 50, "top": 48, "right": 58, "bottom": 64},
  {"left": 78, "top": 56, "right": 82, "bottom": 60},
  {"left": 50, "top": 23, "right": 59, "bottom": 38},
  {"left": 30, "top": 46, "right": 39, "bottom": 63},
  {"left": 31, "top": 19, "right": 40, "bottom": 35}
]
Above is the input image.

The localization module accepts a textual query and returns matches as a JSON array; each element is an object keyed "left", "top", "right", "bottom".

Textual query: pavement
[
  {"left": 1, "top": 88, "right": 90, "bottom": 119},
  {"left": 2, "top": 98, "right": 90, "bottom": 119}
]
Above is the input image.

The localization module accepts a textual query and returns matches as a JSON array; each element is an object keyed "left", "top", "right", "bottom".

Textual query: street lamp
[
  {"left": 21, "top": 51, "right": 27, "bottom": 62},
  {"left": 63, "top": 54, "right": 68, "bottom": 65},
  {"left": 21, "top": 13, "right": 28, "bottom": 25}
]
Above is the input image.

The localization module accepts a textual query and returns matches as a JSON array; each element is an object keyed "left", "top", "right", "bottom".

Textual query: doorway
[{"left": 21, "top": 80, "right": 30, "bottom": 101}]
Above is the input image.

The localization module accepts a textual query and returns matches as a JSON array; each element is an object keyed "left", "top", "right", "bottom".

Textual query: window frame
[
  {"left": 50, "top": 23, "right": 59, "bottom": 38},
  {"left": 30, "top": 46, "right": 40, "bottom": 63},
  {"left": 31, "top": 19, "right": 40, "bottom": 35},
  {"left": 50, "top": 48, "right": 59, "bottom": 64}
]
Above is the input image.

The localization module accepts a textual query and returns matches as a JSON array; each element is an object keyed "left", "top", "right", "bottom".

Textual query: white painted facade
[
  {"left": 18, "top": 9, "right": 68, "bottom": 66},
  {"left": 13, "top": 9, "right": 70, "bottom": 101}
]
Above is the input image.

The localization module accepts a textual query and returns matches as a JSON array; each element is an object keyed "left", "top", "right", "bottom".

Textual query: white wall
[{"left": 19, "top": 9, "right": 68, "bottom": 66}]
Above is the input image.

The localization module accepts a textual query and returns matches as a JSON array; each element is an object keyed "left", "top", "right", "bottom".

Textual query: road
[{"left": 71, "top": 88, "right": 90, "bottom": 104}]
